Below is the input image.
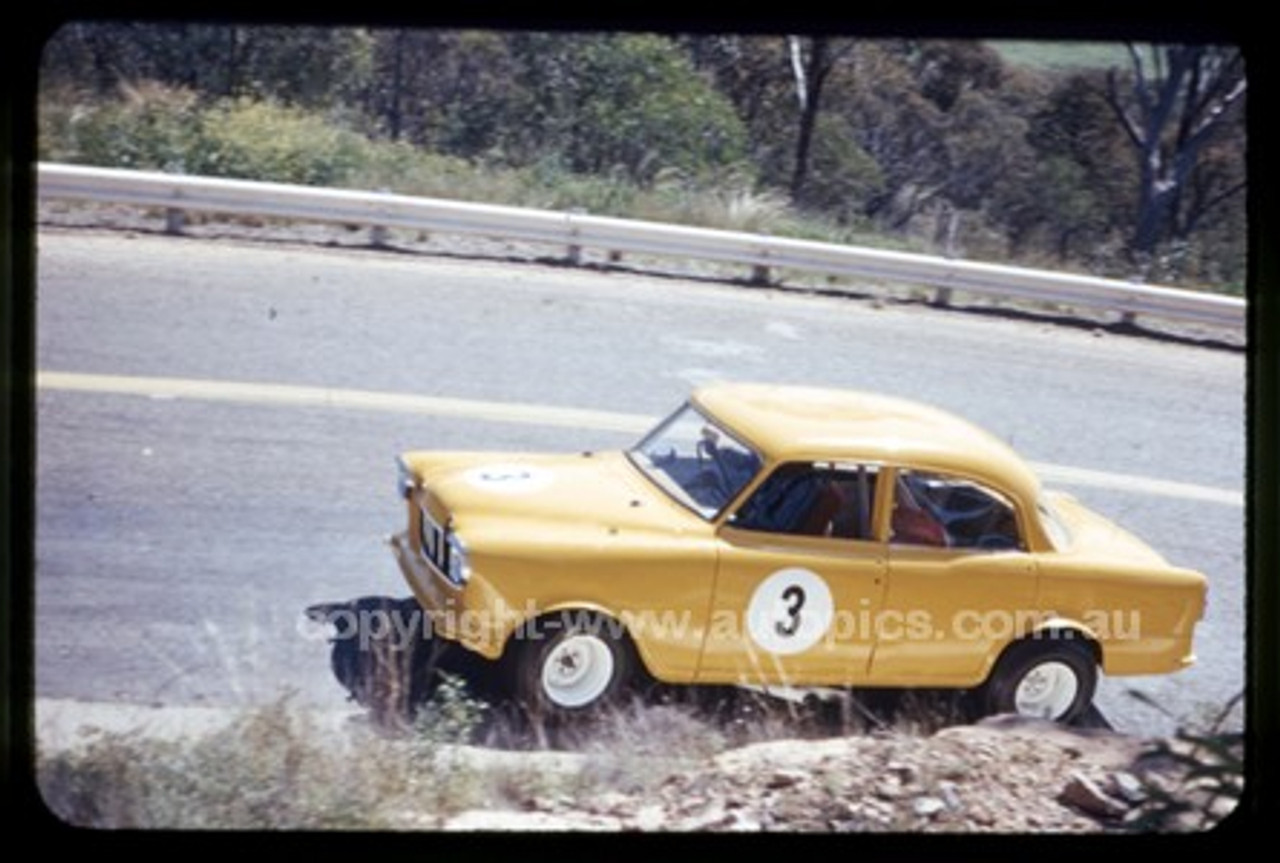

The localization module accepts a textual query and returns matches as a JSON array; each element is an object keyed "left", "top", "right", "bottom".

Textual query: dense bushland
[{"left": 37, "top": 26, "right": 1247, "bottom": 292}]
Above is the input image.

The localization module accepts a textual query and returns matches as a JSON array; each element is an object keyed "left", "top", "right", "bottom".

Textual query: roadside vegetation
[
  {"left": 35, "top": 680, "right": 797, "bottom": 830},
  {"left": 36, "top": 680, "right": 1243, "bottom": 831},
  {"left": 36, "top": 26, "right": 1246, "bottom": 293}
]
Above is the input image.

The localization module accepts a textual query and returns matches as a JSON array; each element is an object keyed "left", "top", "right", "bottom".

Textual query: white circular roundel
[
  {"left": 464, "top": 463, "right": 553, "bottom": 494},
  {"left": 746, "top": 568, "right": 834, "bottom": 656}
]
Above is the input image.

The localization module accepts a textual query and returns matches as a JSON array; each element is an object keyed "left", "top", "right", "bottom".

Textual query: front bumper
[{"left": 389, "top": 531, "right": 508, "bottom": 660}]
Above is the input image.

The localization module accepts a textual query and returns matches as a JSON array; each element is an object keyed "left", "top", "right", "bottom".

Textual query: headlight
[
  {"left": 396, "top": 456, "right": 416, "bottom": 499},
  {"left": 446, "top": 531, "right": 470, "bottom": 586}
]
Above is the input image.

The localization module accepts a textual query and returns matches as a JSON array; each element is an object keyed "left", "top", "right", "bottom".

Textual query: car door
[
  {"left": 869, "top": 468, "right": 1039, "bottom": 686},
  {"left": 697, "top": 462, "right": 888, "bottom": 687}
]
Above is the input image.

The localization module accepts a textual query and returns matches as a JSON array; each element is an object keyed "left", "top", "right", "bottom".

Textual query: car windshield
[{"left": 628, "top": 403, "right": 763, "bottom": 519}]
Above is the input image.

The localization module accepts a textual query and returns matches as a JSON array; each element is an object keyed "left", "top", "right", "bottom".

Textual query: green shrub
[
  {"left": 39, "top": 85, "right": 367, "bottom": 186},
  {"left": 38, "top": 81, "right": 205, "bottom": 171},
  {"left": 31, "top": 81, "right": 1106, "bottom": 284},
  {"left": 516, "top": 34, "right": 749, "bottom": 186},
  {"left": 190, "top": 98, "right": 368, "bottom": 186}
]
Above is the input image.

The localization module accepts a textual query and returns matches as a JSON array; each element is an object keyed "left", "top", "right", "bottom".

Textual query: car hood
[{"left": 402, "top": 450, "right": 701, "bottom": 539}]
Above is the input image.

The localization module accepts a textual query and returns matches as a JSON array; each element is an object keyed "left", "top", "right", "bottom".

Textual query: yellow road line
[
  {"left": 37, "top": 370, "right": 649, "bottom": 434},
  {"left": 37, "top": 370, "right": 1244, "bottom": 508}
]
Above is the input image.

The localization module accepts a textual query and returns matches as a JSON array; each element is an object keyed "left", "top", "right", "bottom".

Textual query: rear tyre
[{"left": 982, "top": 638, "right": 1097, "bottom": 723}]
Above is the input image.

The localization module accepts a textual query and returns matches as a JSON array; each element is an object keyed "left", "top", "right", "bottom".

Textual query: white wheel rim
[
  {"left": 540, "top": 634, "right": 615, "bottom": 708},
  {"left": 1013, "top": 660, "right": 1080, "bottom": 719}
]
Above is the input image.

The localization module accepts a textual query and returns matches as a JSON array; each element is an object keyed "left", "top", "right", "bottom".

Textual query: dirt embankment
[
  {"left": 35, "top": 699, "right": 1240, "bottom": 833},
  {"left": 430, "top": 715, "right": 1237, "bottom": 833}
]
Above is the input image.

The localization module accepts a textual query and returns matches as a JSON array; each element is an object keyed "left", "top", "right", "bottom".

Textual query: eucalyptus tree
[{"left": 1104, "top": 44, "right": 1246, "bottom": 274}]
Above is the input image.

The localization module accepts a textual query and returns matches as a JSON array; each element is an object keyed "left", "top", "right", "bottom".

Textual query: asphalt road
[{"left": 32, "top": 228, "right": 1246, "bottom": 735}]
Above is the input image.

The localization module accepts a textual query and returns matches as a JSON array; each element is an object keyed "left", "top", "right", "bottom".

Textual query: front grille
[{"left": 419, "top": 504, "right": 451, "bottom": 577}]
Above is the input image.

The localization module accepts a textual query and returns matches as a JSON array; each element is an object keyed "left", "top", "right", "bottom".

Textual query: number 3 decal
[
  {"left": 775, "top": 585, "right": 806, "bottom": 637},
  {"left": 747, "top": 568, "right": 833, "bottom": 655}
]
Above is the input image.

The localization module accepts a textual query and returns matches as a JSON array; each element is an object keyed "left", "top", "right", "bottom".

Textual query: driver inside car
[{"left": 891, "top": 473, "right": 948, "bottom": 547}]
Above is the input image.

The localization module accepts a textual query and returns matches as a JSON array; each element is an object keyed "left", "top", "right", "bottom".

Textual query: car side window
[
  {"left": 732, "top": 462, "right": 879, "bottom": 540},
  {"left": 891, "top": 470, "right": 1024, "bottom": 551}
]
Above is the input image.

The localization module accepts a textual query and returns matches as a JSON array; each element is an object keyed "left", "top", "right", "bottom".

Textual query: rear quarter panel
[{"left": 1035, "top": 557, "right": 1206, "bottom": 675}]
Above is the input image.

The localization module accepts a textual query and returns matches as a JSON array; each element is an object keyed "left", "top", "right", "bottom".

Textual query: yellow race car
[{"left": 385, "top": 383, "right": 1206, "bottom": 724}]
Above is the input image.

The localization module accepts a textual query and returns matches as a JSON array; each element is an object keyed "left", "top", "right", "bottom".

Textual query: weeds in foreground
[
  {"left": 37, "top": 689, "right": 511, "bottom": 829},
  {"left": 38, "top": 694, "right": 382, "bottom": 829},
  {"left": 36, "top": 680, "right": 970, "bottom": 829},
  {"left": 38, "top": 681, "right": 1242, "bottom": 831}
]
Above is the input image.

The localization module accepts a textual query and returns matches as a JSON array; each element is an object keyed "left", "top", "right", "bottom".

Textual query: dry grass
[{"left": 34, "top": 678, "right": 978, "bottom": 830}]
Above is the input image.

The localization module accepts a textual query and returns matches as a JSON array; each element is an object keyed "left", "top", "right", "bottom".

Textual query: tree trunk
[
  {"left": 1106, "top": 45, "right": 1246, "bottom": 271},
  {"left": 789, "top": 37, "right": 829, "bottom": 204}
]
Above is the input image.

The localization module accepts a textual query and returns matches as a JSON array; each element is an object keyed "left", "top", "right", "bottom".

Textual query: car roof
[{"left": 691, "top": 383, "right": 1042, "bottom": 503}]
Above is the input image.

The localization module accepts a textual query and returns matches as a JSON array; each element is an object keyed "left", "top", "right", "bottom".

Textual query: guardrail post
[
  {"left": 749, "top": 264, "right": 771, "bottom": 286},
  {"left": 370, "top": 190, "right": 391, "bottom": 248},
  {"left": 165, "top": 207, "right": 185, "bottom": 235},
  {"left": 566, "top": 208, "right": 586, "bottom": 265}
]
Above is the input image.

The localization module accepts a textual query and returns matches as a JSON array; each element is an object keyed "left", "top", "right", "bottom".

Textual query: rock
[
  {"left": 1059, "top": 771, "right": 1130, "bottom": 819},
  {"left": 725, "top": 811, "right": 764, "bottom": 832},
  {"left": 766, "top": 768, "right": 808, "bottom": 789},
  {"left": 967, "top": 804, "right": 997, "bottom": 827},
  {"left": 588, "top": 790, "right": 633, "bottom": 815},
  {"left": 873, "top": 773, "right": 905, "bottom": 799},
  {"left": 681, "top": 803, "right": 735, "bottom": 831},
  {"left": 850, "top": 798, "right": 896, "bottom": 826},
  {"left": 1108, "top": 771, "right": 1148, "bottom": 804},
  {"left": 626, "top": 804, "right": 668, "bottom": 832},
  {"left": 937, "top": 780, "right": 963, "bottom": 811},
  {"left": 818, "top": 799, "right": 859, "bottom": 831},
  {"left": 884, "top": 760, "right": 918, "bottom": 783},
  {"left": 912, "top": 796, "right": 947, "bottom": 818}
]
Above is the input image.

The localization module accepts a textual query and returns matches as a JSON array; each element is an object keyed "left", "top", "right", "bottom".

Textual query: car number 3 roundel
[{"left": 746, "top": 568, "right": 834, "bottom": 655}]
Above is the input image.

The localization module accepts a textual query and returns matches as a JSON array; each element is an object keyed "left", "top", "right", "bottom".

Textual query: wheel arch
[
  {"left": 1026, "top": 617, "right": 1103, "bottom": 665},
  {"left": 497, "top": 601, "right": 658, "bottom": 680},
  {"left": 977, "top": 620, "right": 1102, "bottom": 686}
]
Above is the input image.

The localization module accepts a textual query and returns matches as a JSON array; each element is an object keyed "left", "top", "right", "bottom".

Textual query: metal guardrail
[{"left": 36, "top": 162, "right": 1245, "bottom": 329}]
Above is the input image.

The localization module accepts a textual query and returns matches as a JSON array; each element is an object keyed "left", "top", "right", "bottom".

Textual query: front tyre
[
  {"left": 512, "top": 613, "right": 634, "bottom": 716},
  {"left": 983, "top": 638, "right": 1097, "bottom": 723}
]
